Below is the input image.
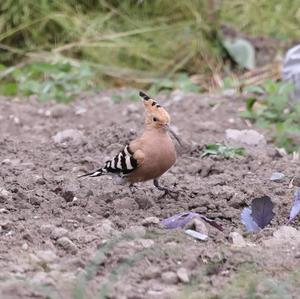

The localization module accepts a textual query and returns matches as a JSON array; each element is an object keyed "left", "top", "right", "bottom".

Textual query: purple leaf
[
  {"left": 241, "top": 207, "right": 260, "bottom": 232},
  {"left": 161, "top": 211, "right": 223, "bottom": 231},
  {"left": 251, "top": 196, "right": 274, "bottom": 229},
  {"left": 161, "top": 212, "right": 198, "bottom": 229},
  {"left": 287, "top": 188, "right": 300, "bottom": 224}
]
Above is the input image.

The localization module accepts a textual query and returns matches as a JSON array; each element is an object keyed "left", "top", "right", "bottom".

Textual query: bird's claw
[{"left": 159, "top": 188, "right": 179, "bottom": 199}]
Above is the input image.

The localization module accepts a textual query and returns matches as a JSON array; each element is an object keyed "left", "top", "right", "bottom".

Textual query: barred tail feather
[{"left": 78, "top": 167, "right": 107, "bottom": 178}]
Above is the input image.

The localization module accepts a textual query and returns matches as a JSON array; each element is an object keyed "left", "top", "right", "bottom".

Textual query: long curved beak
[{"left": 165, "top": 124, "right": 183, "bottom": 147}]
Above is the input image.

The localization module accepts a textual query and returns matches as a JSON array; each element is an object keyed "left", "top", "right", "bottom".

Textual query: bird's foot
[
  {"left": 153, "top": 179, "right": 179, "bottom": 199},
  {"left": 159, "top": 188, "right": 179, "bottom": 199}
]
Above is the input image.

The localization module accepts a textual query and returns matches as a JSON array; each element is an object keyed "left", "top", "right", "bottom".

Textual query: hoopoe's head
[
  {"left": 139, "top": 91, "right": 171, "bottom": 129},
  {"left": 139, "top": 91, "right": 183, "bottom": 146}
]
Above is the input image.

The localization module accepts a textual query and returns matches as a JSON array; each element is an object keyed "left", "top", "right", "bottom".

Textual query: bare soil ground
[{"left": 1, "top": 90, "right": 300, "bottom": 299}]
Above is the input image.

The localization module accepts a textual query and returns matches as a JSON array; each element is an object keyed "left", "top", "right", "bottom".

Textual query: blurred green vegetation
[
  {"left": 241, "top": 80, "right": 300, "bottom": 152},
  {"left": 1, "top": 0, "right": 299, "bottom": 86}
]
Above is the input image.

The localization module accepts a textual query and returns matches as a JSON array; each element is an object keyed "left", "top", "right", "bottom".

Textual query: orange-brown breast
[{"left": 126, "top": 129, "right": 176, "bottom": 183}]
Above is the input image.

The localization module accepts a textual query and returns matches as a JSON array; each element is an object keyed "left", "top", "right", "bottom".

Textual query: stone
[
  {"left": 74, "top": 106, "right": 87, "bottom": 115},
  {"left": 270, "top": 172, "right": 285, "bottom": 181},
  {"left": 50, "top": 227, "right": 68, "bottom": 240},
  {"left": 161, "top": 271, "right": 178, "bottom": 284},
  {"left": 143, "top": 266, "right": 161, "bottom": 279},
  {"left": 230, "top": 232, "right": 247, "bottom": 247},
  {"left": 40, "top": 224, "right": 56, "bottom": 235},
  {"left": 52, "top": 129, "right": 85, "bottom": 146},
  {"left": 57, "top": 237, "right": 78, "bottom": 254},
  {"left": 263, "top": 226, "right": 300, "bottom": 248},
  {"left": 185, "top": 229, "right": 208, "bottom": 241},
  {"left": 176, "top": 267, "right": 189, "bottom": 283},
  {"left": 36, "top": 250, "right": 58, "bottom": 263},
  {"left": 142, "top": 217, "right": 160, "bottom": 226},
  {"left": 21, "top": 243, "right": 29, "bottom": 251},
  {"left": 136, "top": 239, "right": 155, "bottom": 248},
  {"left": 225, "top": 129, "right": 266, "bottom": 147},
  {"left": 0, "top": 188, "right": 11, "bottom": 202},
  {"left": 95, "top": 219, "right": 116, "bottom": 239}
]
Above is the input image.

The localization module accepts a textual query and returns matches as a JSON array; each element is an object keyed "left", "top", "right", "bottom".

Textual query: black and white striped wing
[
  {"left": 104, "top": 145, "right": 138, "bottom": 176},
  {"left": 79, "top": 145, "right": 138, "bottom": 178}
]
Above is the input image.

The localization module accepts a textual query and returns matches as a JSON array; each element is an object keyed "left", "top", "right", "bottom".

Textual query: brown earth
[{"left": 1, "top": 89, "right": 300, "bottom": 299}]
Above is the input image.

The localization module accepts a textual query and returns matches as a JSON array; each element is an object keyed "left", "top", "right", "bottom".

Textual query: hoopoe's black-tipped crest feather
[
  {"left": 139, "top": 91, "right": 170, "bottom": 126},
  {"left": 139, "top": 91, "right": 150, "bottom": 101}
]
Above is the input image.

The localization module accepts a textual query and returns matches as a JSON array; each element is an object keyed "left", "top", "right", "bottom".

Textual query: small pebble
[
  {"left": 230, "top": 232, "right": 247, "bottom": 247},
  {"left": 40, "top": 224, "right": 56, "bottom": 235},
  {"left": 136, "top": 239, "right": 154, "bottom": 248},
  {"left": 50, "top": 227, "right": 68, "bottom": 240},
  {"left": 177, "top": 267, "right": 189, "bottom": 283},
  {"left": 142, "top": 217, "right": 160, "bottom": 226},
  {"left": 36, "top": 250, "right": 58, "bottom": 263},
  {"left": 22, "top": 243, "right": 29, "bottom": 251},
  {"left": 270, "top": 172, "right": 285, "bottom": 181},
  {"left": 143, "top": 266, "right": 161, "bottom": 279},
  {"left": 185, "top": 229, "right": 208, "bottom": 241},
  {"left": 161, "top": 271, "right": 178, "bottom": 284},
  {"left": 57, "top": 237, "right": 78, "bottom": 254}
]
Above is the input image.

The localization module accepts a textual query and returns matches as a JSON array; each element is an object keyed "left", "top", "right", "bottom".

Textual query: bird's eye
[{"left": 153, "top": 117, "right": 158, "bottom": 122}]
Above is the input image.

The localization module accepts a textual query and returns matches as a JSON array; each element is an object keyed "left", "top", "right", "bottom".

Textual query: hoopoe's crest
[{"left": 139, "top": 91, "right": 171, "bottom": 129}]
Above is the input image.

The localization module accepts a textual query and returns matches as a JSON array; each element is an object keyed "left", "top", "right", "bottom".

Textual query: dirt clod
[
  {"left": 142, "top": 217, "right": 160, "bottom": 226},
  {"left": 51, "top": 227, "right": 69, "bottom": 240},
  {"left": 161, "top": 271, "right": 178, "bottom": 284},
  {"left": 57, "top": 237, "right": 78, "bottom": 254}
]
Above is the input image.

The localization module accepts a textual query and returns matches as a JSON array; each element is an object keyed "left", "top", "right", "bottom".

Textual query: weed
[
  {"left": 0, "top": 62, "right": 96, "bottom": 102},
  {"left": 149, "top": 73, "right": 202, "bottom": 94},
  {"left": 241, "top": 80, "right": 299, "bottom": 152},
  {"left": 201, "top": 143, "right": 245, "bottom": 158},
  {"left": 111, "top": 89, "right": 139, "bottom": 103},
  {"left": 1, "top": 1, "right": 299, "bottom": 86}
]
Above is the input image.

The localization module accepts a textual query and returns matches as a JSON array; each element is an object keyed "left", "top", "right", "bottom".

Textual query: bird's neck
[{"left": 144, "top": 126, "right": 168, "bottom": 135}]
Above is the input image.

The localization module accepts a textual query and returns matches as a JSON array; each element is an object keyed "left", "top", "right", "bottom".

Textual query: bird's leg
[{"left": 153, "top": 179, "right": 179, "bottom": 198}]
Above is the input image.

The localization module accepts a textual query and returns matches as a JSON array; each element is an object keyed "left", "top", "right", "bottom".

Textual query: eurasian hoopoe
[{"left": 79, "top": 91, "right": 181, "bottom": 196}]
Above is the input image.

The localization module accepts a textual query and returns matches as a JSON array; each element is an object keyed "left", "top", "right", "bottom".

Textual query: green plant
[
  {"left": 111, "top": 89, "right": 139, "bottom": 102},
  {"left": 149, "top": 73, "right": 201, "bottom": 94},
  {"left": 201, "top": 143, "right": 245, "bottom": 158},
  {"left": 0, "top": 61, "right": 96, "bottom": 102},
  {"left": 1, "top": 0, "right": 299, "bottom": 87},
  {"left": 241, "top": 80, "right": 299, "bottom": 152}
]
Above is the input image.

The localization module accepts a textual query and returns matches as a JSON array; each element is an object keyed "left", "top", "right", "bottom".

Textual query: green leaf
[
  {"left": 244, "top": 85, "right": 265, "bottom": 94},
  {"left": 223, "top": 38, "right": 256, "bottom": 70},
  {"left": 201, "top": 143, "right": 245, "bottom": 158},
  {"left": 245, "top": 97, "right": 256, "bottom": 111}
]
